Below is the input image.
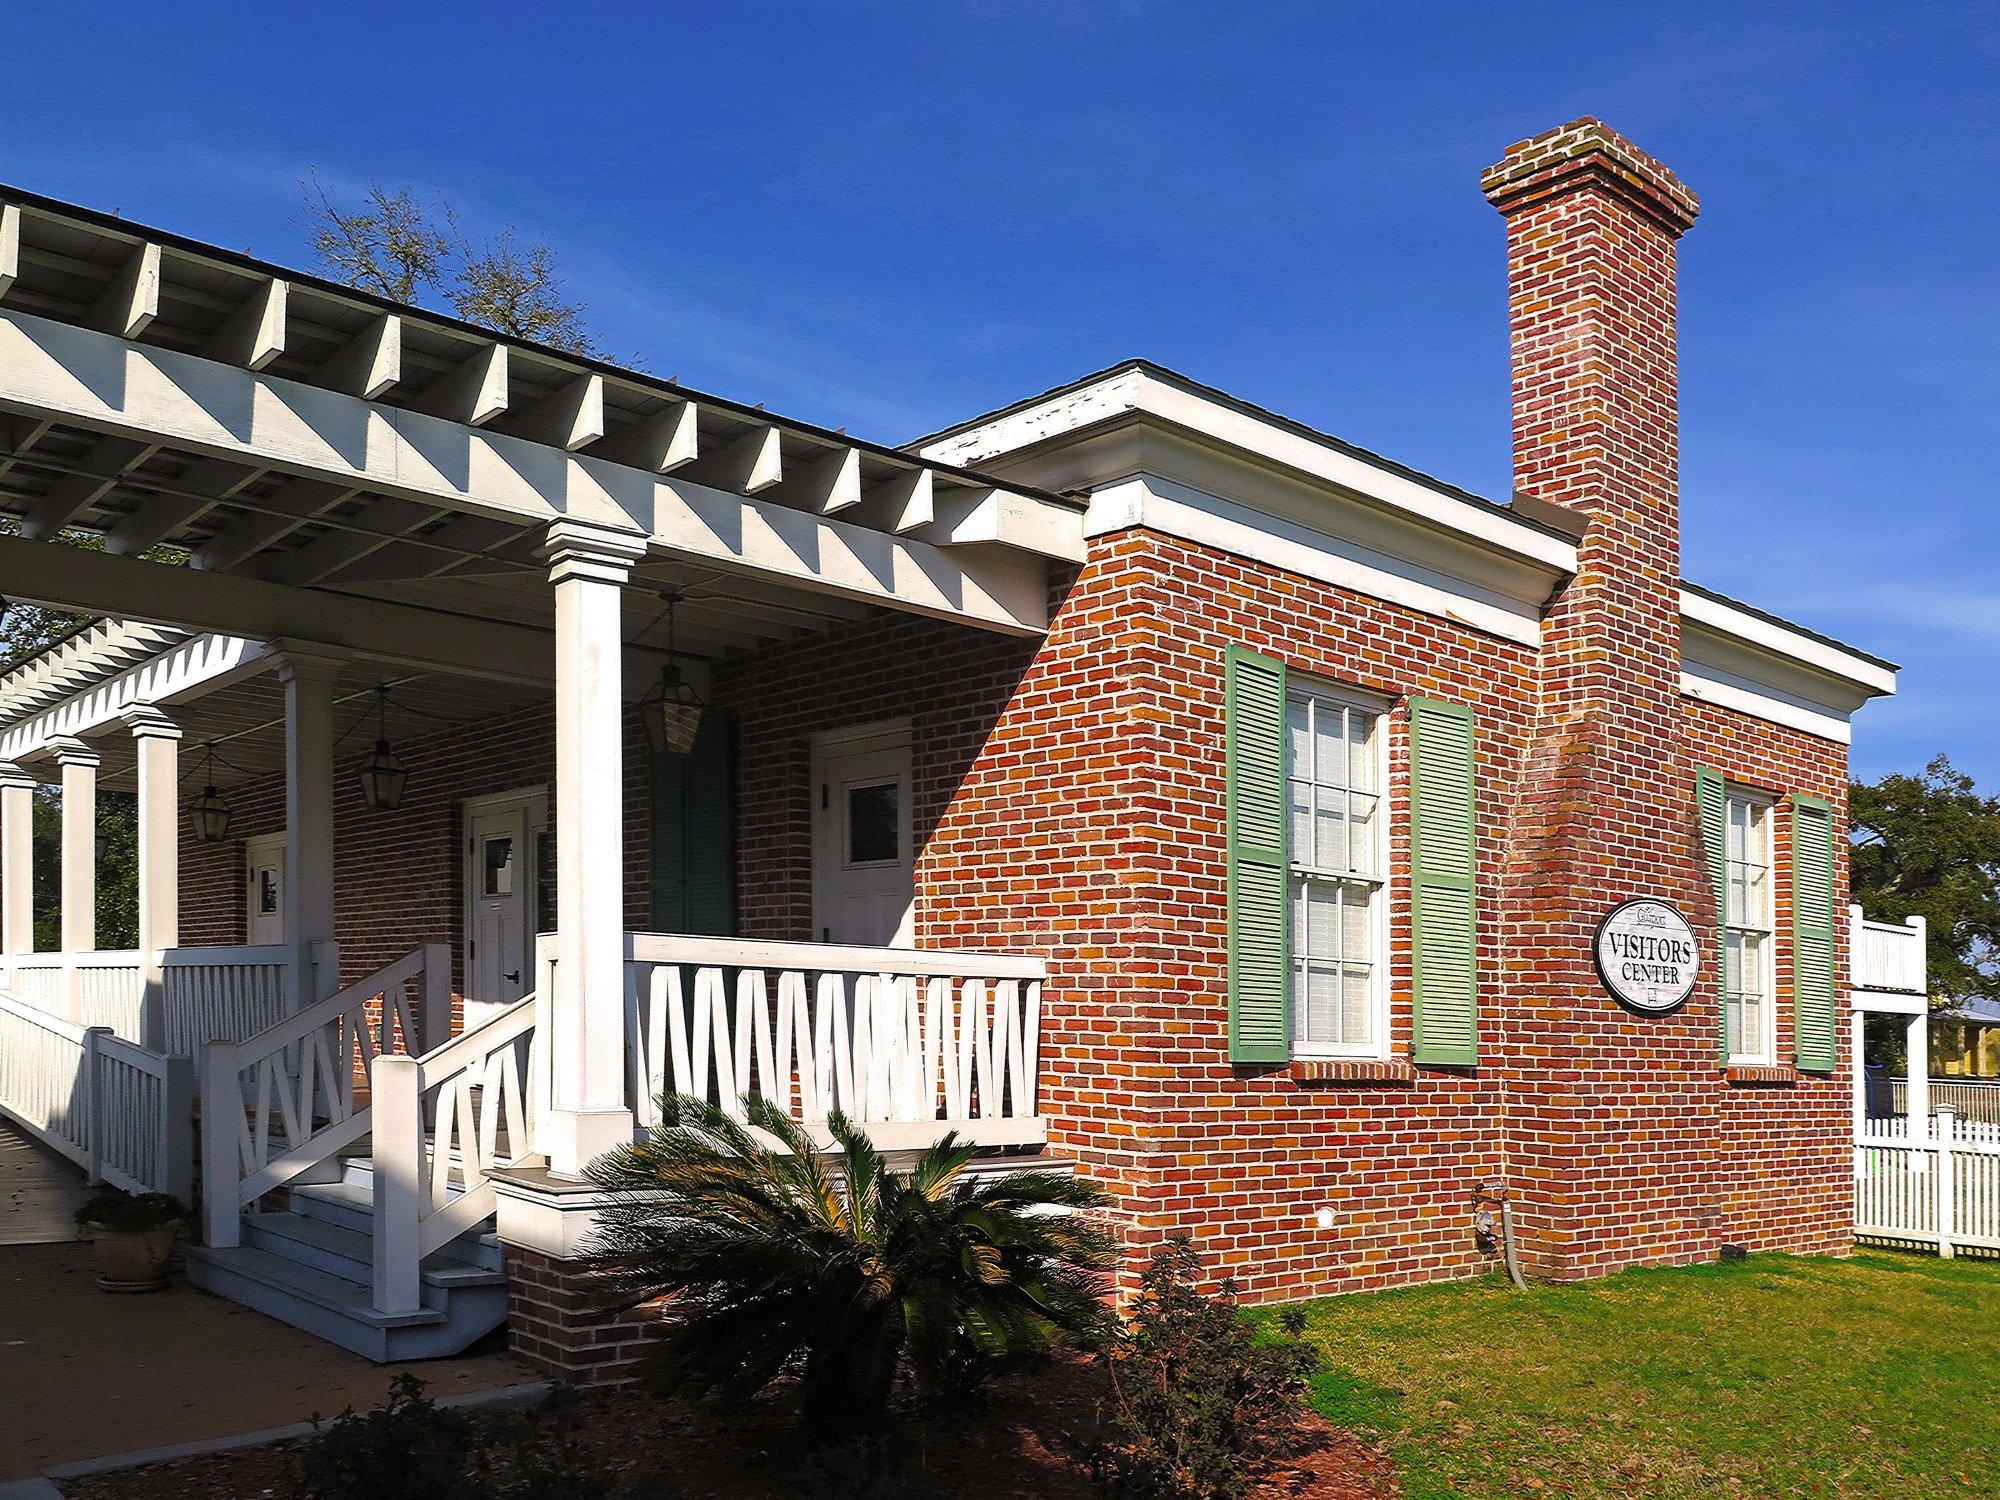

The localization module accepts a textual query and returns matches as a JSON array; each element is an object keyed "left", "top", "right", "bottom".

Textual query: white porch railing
[
  {"left": 8, "top": 951, "right": 147, "bottom": 1033},
  {"left": 1892, "top": 1079, "right": 2000, "bottom": 1127},
  {"left": 162, "top": 943, "right": 320, "bottom": 1056},
  {"left": 199, "top": 944, "right": 449, "bottom": 1250},
  {"left": 1852, "top": 908, "right": 1926, "bottom": 995},
  {"left": 2, "top": 943, "right": 324, "bottom": 1053},
  {"left": 0, "top": 989, "right": 193, "bottom": 1198},
  {"left": 1856, "top": 1108, "right": 2000, "bottom": 1258},
  {"left": 610, "top": 933, "right": 1047, "bottom": 1150}
]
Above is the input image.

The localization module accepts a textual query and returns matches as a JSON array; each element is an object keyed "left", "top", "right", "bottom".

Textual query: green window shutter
[
  {"left": 650, "top": 713, "right": 736, "bottom": 936},
  {"left": 1791, "top": 793, "right": 1838, "bottom": 1073},
  {"left": 1410, "top": 696, "right": 1478, "bottom": 1067},
  {"left": 1225, "top": 645, "right": 1290, "bottom": 1063},
  {"left": 1695, "top": 767, "right": 1729, "bottom": 1063}
]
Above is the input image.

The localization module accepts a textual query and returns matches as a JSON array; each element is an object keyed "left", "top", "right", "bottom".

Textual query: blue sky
[{"left": 1, "top": 3, "right": 1993, "bottom": 782}]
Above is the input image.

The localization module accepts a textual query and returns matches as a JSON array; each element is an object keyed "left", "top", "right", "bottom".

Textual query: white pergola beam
[
  {"left": 710, "top": 425, "right": 783, "bottom": 494},
  {"left": 316, "top": 511, "right": 524, "bottom": 586},
  {"left": 508, "top": 372, "right": 604, "bottom": 451},
  {"left": 0, "top": 534, "right": 560, "bottom": 685},
  {"left": 877, "top": 467, "right": 934, "bottom": 533},
  {"left": 410, "top": 342, "right": 508, "bottom": 426},
  {"left": 590, "top": 399, "right": 697, "bottom": 473},
  {"left": 917, "top": 485, "right": 1086, "bottom": 562},
  {"left": 788, "top": 445, "right": 862, "bottom": 515},
  {"left": 86, "top": 242, "right": 161, "bottom": 340},
  {"left": 103, "top": 456, "right": 263, "bottom": 555},
  {"left": 255, "top": 495, "right": 442, "bottom": 586},
  {"left": 0, "top": 634, "right": 269, "bottom": 764},
  {"left": 20, "top": 433, "right": 156, "bottom": 538},
  {"left": 315, "top": 312, "right": 401, "bottom": 399},
  {"left": 0, "top": 204, "right": 18, "bottom": 302},
  {"left": 198, "top": 277, "right": 287, "bottom": 370},
  {"left": 0, "top": 307, "right": 1051, "bottom": 634},
  {"left": 190, "top": 477, "right": 352, "bottom": 573}
]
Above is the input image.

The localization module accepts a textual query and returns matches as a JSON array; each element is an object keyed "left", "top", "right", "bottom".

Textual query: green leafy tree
[
  {"left": 305, "top": 180, "right": 602, "bottom": 356},
  {"left": 1851, "top": 755, "right": 2000, "bottom": 1004},
  {"left": 583, "top": 1092, "right": 1116, "bottom": 1431}
]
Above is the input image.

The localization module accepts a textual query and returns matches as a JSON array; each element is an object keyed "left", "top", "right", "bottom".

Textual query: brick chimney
[{"left": 1483, "top": 121, "right": 1722, "bottom": 1280}]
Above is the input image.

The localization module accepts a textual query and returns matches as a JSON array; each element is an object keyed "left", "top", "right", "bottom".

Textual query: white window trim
[
  {"left": 1286, "top": 680, "right": 1392, "bottom": 1061},
  {"left": 1724, "top": 785, "right": 1777, "bottom": 1067}
]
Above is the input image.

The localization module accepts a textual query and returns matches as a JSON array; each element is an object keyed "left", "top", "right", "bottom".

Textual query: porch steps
[{"left": 185, "top": 1164, "right": 507, "bottom": 1362}]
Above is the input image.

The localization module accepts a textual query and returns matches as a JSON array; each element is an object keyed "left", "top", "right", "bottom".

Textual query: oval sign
[{"left": 1594, "top": 898, "right": 1699, "bottom": 1015}]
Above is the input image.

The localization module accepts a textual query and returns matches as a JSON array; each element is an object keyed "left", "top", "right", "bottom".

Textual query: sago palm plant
[{"left": 582, "top": 1092, "right": 1116, "bottom": 1428}]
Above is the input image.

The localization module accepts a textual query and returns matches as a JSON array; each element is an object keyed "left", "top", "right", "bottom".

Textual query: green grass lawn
[{"left": 1287, "top": 1250, "right": 2000, "bottom": 1499}]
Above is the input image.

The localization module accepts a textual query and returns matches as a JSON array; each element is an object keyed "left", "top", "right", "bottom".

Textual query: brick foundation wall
[{"left": 503, "top": 1245, "right": 663, "bottom": 1385}]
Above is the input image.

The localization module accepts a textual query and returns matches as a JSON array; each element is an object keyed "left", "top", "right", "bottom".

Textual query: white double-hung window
[
  {"left": 1724, "top": 790, "right": 1776, "bottom": 1064},
  {"left": 1286, "top": 685, "right": 1388, "bottom": 1057}
]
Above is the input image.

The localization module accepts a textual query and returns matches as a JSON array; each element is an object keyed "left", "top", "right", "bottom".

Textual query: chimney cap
[{"left": 1480, "top": 117, "right": 1700, "bottom": 237}]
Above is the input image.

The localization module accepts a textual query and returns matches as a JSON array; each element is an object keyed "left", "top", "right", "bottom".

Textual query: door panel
[
  {"left": 244, "top": 835, "right": 285, "bottom": 947},
  {"left": 464, "top": 803, "right": 531, "bottom": 1032},
  {"left": 812, "top": 733, "right": 914, "bottom": 948}
]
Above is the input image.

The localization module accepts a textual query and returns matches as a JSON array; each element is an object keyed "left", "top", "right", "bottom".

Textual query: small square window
[
  {"left": 847, "top": 783, "right": 900, "bottom": 864},
  {"left": 258, "top": 869, "right": 279, "bottom": 915},
  {"left": 482, "top": 836, "right": 515, "bottom": 899}
]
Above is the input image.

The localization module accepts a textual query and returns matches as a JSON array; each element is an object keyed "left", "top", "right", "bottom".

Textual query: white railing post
[
  {"left": 370, "top": 1053, "right": 424, "bottom": 1316},
  {"left": 1935, "top": 1106, "right": 1957, "bottom": 1259},
  {"left": 420, "top": 942, "right": 453, "bottom": 1053},
  {"left": 81, "top": 1024, "right": 107, "bottom": 1184},
  {"left": 200, "top": 1039, "right": 242, "bottom": 1247},
  {"left": 159, "top": 1054, "right": 196, "bottom": 1204}
]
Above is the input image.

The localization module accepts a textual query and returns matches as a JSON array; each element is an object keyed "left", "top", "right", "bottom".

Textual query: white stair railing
[
  {"left": 199, "top": 944, "right": 450, "bottom": 1250},
  {"left": 370, "top": 998, "right": 543, "bottom": 1315},
  {"left": 0, "top": 989, "right": 193, "bottom": 1198},
  {"left": 622, "top": 933, "right": 1046, "bottom": 1151}
]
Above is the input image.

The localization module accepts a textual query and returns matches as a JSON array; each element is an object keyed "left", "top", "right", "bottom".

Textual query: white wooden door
[
  {"left": 464, "top": 800, "right": 532, "bottom": 1032},
  {"left": 244, "top": 833, "right": 286, "bottom": 947},
  {"left": 812, "top": 729, "right": 914, "bottom": 947}
]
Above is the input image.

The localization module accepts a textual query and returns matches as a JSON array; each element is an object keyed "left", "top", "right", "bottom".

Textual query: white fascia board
[
  {"left": 1680, "top": 589, "right": 1898, "bottom": 700},
  {"left": 0, "top": 631, "right": 273, "bottom": 762},
  {"left": 1680, "top": 606, "right": 1895, "bottom": 745},
  {"left": 1679, "top": 665, "right": 1854, "bottom": 745},
  {"left": 1087, "top": 474, "right": 1546, "bottom": 647},
  {"left": 922, "top": 365, "right": 1578, "bottom": 575},
  {"left": 0, "top": 308, "right": 1049, "bottom": 637}
]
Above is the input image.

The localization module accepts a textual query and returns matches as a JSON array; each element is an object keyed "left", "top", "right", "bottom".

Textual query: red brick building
[{"left": 0, "top": 118, "right": 1897, "bottom": 1373}]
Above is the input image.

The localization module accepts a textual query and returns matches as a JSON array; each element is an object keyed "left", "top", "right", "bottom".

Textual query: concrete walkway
[
  {"left": 0, "top": 1121, "right": 534, "bottom": 1482},
  {"left": 0, "top": 1117, "right": 90, "bottom": 1245}
]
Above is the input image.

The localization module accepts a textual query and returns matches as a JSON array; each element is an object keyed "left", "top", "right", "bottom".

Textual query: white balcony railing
[{"left": 1852, "top": 908, "right": 1926, "bottom": 996}]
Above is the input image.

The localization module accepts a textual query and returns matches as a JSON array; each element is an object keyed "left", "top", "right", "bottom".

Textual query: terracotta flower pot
[{"left": 85, "top": 1221, "right": 180, "bottom": 1292}]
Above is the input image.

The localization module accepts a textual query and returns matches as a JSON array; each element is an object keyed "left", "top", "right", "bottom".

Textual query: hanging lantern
[
  {"left": 639, "top": 590, "right": 706, "bottom": 756},
  {"left": 356, "top": 686, "right": 411, "bottom": 810},
  {"left": 189, "top": 742, "right": 234, "bottom": 842}
]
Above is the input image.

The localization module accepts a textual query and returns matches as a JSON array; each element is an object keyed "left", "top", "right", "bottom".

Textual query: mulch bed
[{"left": 61, "top": 1355, "right": 1397, "bottom": 1498}]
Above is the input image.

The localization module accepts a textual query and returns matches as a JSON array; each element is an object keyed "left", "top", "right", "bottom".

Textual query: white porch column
[
  {"left": 278, "top": 648, "right": 346, "bottom": 1011},
  {"left": 124, "top": 705, "right": 182, "bottom": 1051},
  {"left": 0, "top": 762, "right": 35, "bottom": 982},
  {"left": 49, "top": 738, "right": 99, "bottom": 959},
  {"left": 540, "top": 519, "right": 647, "bottom": 1176},
  {"left": 1907, "top": 1011, "right": 1932, "bottom": 1136}
]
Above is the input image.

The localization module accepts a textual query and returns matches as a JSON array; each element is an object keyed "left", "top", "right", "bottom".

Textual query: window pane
[
  {"left": 481, "top": 836, "right": 514, "bottom": 899},
  {"left": 1315, "top": 786, "right": 1348, "bottom": 872},
  {"left": 1349, "top": 791, "right": 1380, "bottom": 879},
  {"left": 1300, "top": 962, "right": 1339, "bottom": 1045},
  {"left": 1304, "top": 880, "right": 1338, "bottom": 961},
  {"left": 1340, "top": 880, "right": 1370, "bottom": 957},
  {"left": 1289, "top": 780, "right": 1312, "bottom": 868},
  {"left": 1341, "top": 964, "right": 1371, "bottom": 1045},
  {"left": 1347, "top": 708, "right": 1374, "bottom": 794},
  {"left": 847, "top": 783, "right": 899, "bottom": 863},
  {"left": 1287, "top": 698, "right": 1312, "bottom": 781},
  {"left": 1315, "top": 705, "right": 1345, "bottom": 792}
]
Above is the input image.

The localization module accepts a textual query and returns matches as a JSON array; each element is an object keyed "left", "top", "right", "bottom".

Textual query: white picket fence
[
  {"left": 1856, "top": 1109, "right": 2000, "bottom": 1258},
  {"left": 0, "top": 988, "right": 193, "bottom": 1198},
  {"left": 608, "top": 932, "right": 1047, "bottom": 1150}
]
